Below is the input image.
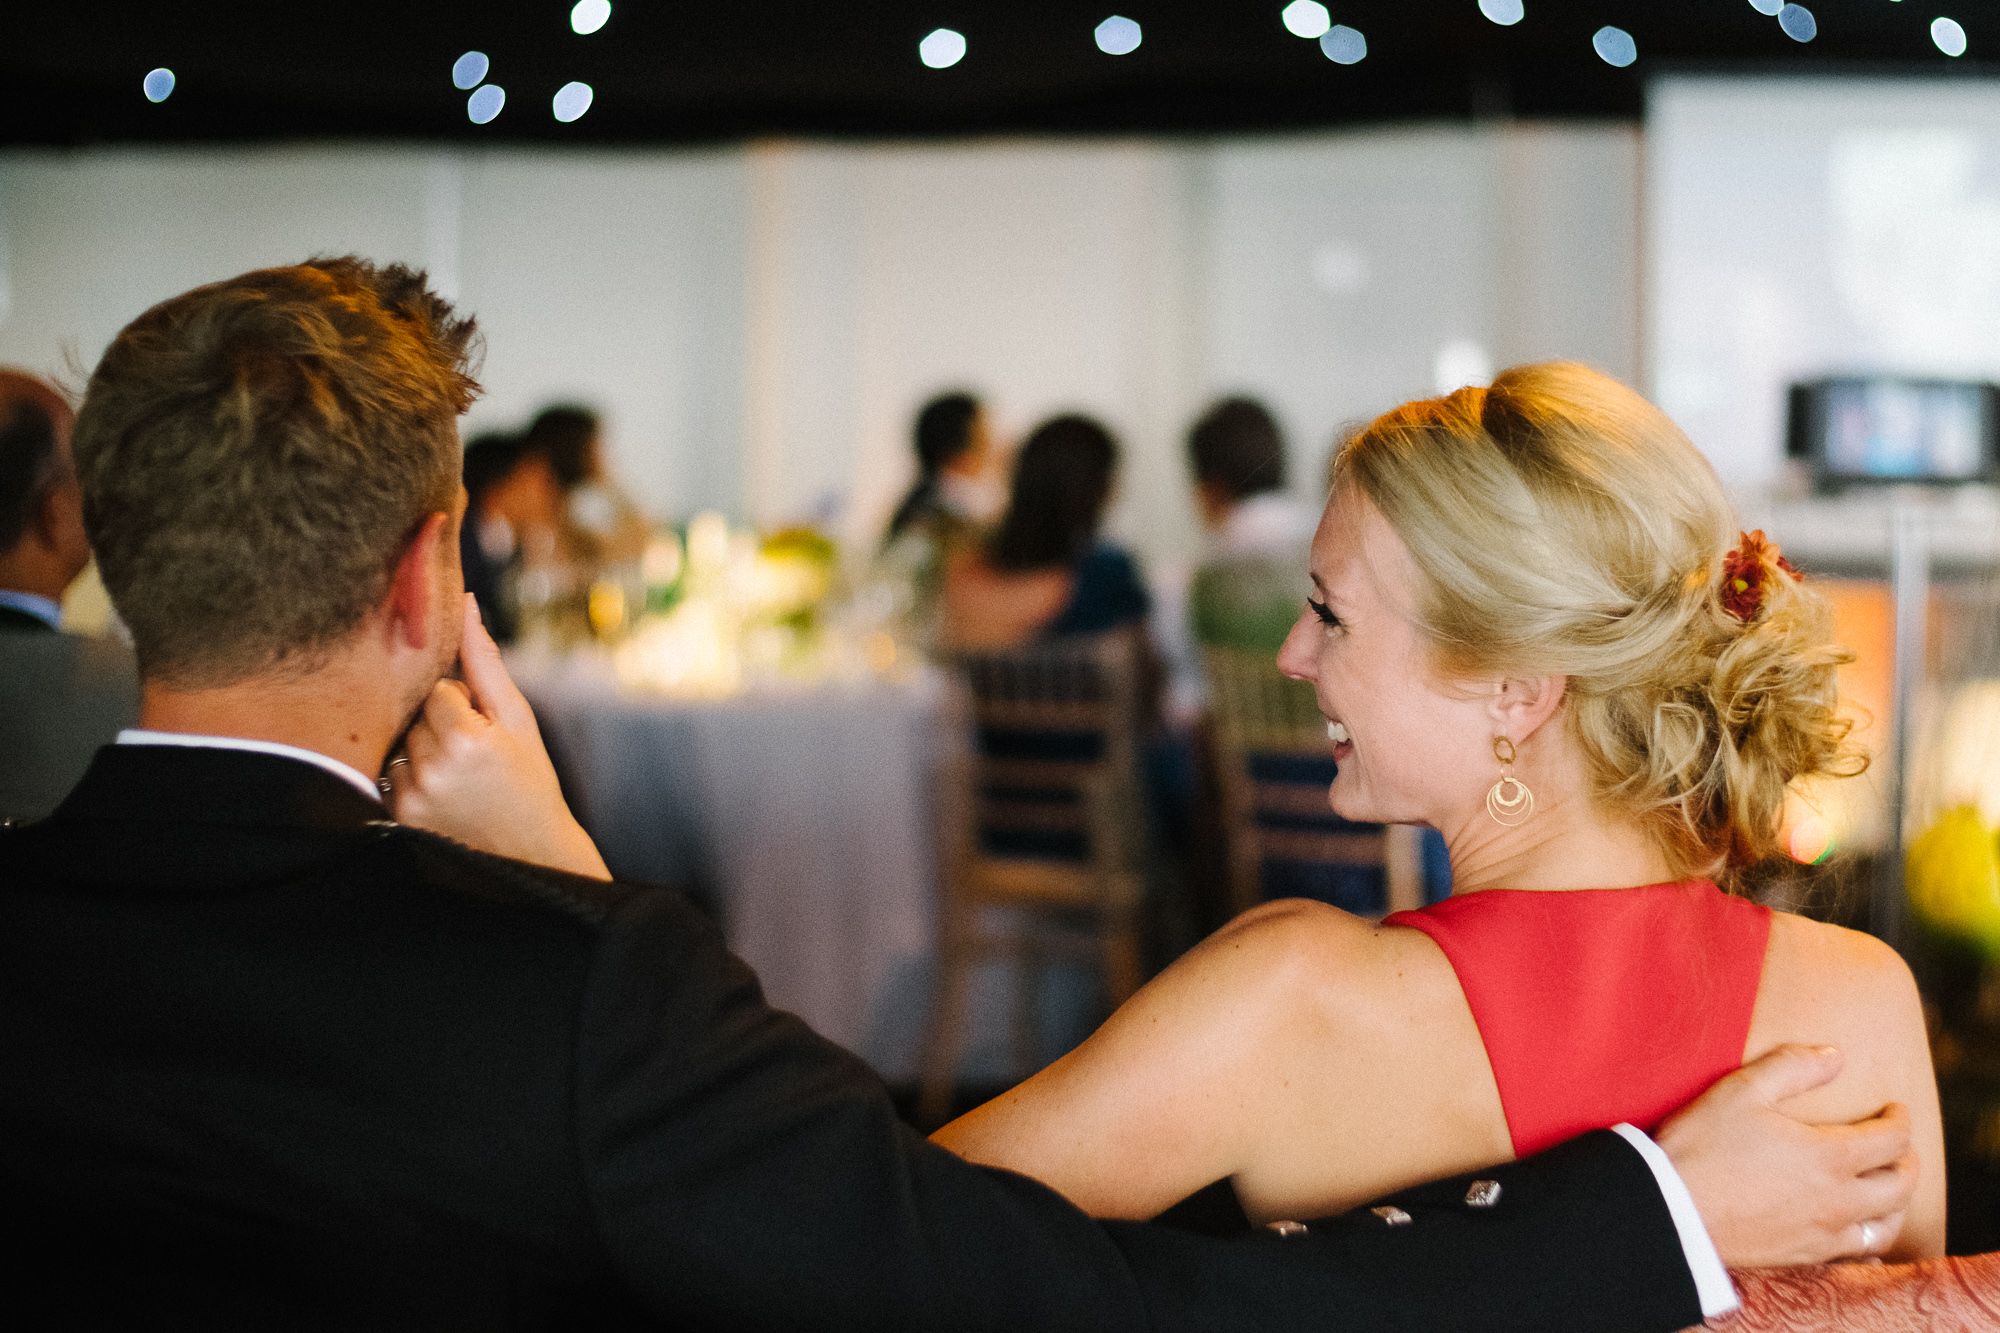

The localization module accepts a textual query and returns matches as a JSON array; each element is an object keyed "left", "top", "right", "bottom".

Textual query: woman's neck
[{"left": 1441, "top": 783, "right": 1678, "bottom": 895}]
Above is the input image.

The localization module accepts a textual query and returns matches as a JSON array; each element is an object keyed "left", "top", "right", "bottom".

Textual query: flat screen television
[{"left": 1787, "top": 376, "right": 2000, "bottom": 489}]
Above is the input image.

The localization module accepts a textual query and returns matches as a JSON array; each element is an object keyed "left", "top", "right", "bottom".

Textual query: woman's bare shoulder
[
  {"left": 1755, "top": 910, "right": 1946, "bottom": 1259},
  {"left": 1207, "top": 898, "right": 1447, "bottom": 1002},
  {"left": 1753, "top": 910, "right": 1927, "bottom": 1097},
  {"left": 1763, "top": 910, "right": 1919, "bottom": 1010}
]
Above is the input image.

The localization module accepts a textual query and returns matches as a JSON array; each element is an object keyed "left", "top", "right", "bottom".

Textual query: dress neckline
[{"left": 1441, "top": 878, "right": 1719, "bottom": 901}]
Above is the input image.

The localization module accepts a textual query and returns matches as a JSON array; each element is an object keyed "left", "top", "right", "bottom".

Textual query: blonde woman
[{"left": 932, "top": 362, "right": 1947, "bottom": 1259}]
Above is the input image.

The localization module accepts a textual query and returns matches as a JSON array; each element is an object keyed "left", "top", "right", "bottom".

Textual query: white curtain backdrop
[{"left": 0, "top": 125, "right": 1642, "bottom": 569}]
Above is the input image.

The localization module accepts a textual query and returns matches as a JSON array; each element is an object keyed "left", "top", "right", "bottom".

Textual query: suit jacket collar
[
  {"left": 50, "top": 743, "right": 387, "bottom": 833},
  {"left": 7, "top": 745, "right": 396, "bottom": 893}
]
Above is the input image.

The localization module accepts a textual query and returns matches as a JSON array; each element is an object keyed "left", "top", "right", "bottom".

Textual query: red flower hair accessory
[{"left": 1719, "top": 529, "right": 1799, "bottom": 623}]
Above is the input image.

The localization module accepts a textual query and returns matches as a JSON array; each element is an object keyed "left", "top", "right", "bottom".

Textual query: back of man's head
[
  {"left": 1188, "top": 396, "right": 1287, "bottom": 503},
  {"left": 522, "top": 404, "right": 600, "bottom": 491},
  {"left": 72, "top": 257, "right": 480, "bottom": 689},
  {"left": 913, "top": 392, "right": 981, "bottom": 476},
  {"left": 0, "top": 370, "right": 75, "bottom": 559},
  {"left": 463, "top": 431, "right": 527, "bottom": 505}
]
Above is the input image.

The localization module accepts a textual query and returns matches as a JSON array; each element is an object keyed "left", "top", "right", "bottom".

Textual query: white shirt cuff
[{"left": 1610, "top": 1123, "right": 1739, "bottom": 1320}]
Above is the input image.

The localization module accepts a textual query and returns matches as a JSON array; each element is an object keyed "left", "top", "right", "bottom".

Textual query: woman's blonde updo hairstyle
[{"left": 1333, "top": 361, "right": 1864, "bottom": 881}]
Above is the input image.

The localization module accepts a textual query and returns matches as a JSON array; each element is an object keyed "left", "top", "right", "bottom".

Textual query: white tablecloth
[{"left": 512, "top": 652, "right": 955, "bottom": 1082}]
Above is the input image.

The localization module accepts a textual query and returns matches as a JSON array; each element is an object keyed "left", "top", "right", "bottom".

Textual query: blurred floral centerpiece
[{"left": 605, "top": 513, "right": 900, "bottom": 697}]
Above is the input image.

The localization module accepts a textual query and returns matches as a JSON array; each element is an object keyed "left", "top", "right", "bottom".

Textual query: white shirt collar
[
  {"left": 0, "top": 589, "right": 62, "bottom": 629},
  {"left": 115, "top": 729, "right": 383, "bottom": 805}
]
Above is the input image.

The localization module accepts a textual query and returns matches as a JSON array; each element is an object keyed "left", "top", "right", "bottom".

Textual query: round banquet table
[{"left": 509, "top": 649, "right": 960, "bottom": 1084}]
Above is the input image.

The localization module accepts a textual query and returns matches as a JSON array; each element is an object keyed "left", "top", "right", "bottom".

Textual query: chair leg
[
  {"left": 918, "top": 932, "right": 975, "bottom": 1128},
  {"left": 1383, "top": 824, "right": 1424, "bottom": 916},
  {"left": 1011, "top": 923, "right": 1046, "bottom": 1079},
  {"left": 1226, "top": 834, "right": 1263, "bottom": 920},
  {"left": 1101, "top": 903, "right": 1146, "bottom": 1007}
]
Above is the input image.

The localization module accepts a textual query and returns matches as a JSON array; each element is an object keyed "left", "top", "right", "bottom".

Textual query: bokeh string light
[
  {"left": 1320, "top": 26, "right": 1367, "bottom": 65},
  {"left": 467, "top": 84, "right": 506, "bottom": 125},
  {"left": 451, "top": 52, "right": 489, "bottom": 91},
  {"left": 570, "top": 0, "right": 611, "bottom": 38},
  {"left": 1094, "top": 15, "right": 1142, "bottom": 56},
  {"left": 919, "top": 28, "right": 968, "bottom": 69},
  {"left": 553, "top": 81, "right": 594, "bottom": 123},
  {"left": 1281, "top": 1, "right": 1332, "bottom": 41},
  {"left": 1592, "top": 25, "right": 1637, "bottom": 68}
]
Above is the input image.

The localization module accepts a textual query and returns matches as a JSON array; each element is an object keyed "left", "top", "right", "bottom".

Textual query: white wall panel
[
  {"left": 1, "top": 125, "right": 1646, "bottom": 571},
  {"left": 1648, "top": 77, "right": 2000, "bottom": 493}
]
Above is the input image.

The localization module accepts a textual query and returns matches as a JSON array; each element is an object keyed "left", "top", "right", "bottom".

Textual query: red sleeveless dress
[{"left": 1383, "top": 880, "right": 1773, "bottom": 1159}]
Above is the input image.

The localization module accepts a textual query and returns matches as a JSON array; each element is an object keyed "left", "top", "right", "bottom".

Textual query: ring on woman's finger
[{"left": 1858, "top": 1219, "right": 1880, "bottom": 1253}]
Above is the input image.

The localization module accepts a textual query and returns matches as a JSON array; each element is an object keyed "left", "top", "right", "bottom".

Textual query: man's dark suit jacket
[{"left": 0, "top": 745, "right": 1706, "bottom": 1331}]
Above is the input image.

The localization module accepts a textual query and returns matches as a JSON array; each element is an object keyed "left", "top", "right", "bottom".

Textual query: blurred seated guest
[
  {"left": 883, "top": 390, "right": 998, "bottom": 552},
  {"left": 0, "top": 369, "right": 138, "bottom": 822},
  {"left": 879, "top": 391, "right": 999, "bottom": 644},
  {"left": 940, "top": 414, "right": 1149, "bottom": 653},
  {"left": 460, "top": 430, "right": 559, "bottom": 645},
  {"left": 522, "top": 402, "right": 649, "bottom": 568},
  {"left": 1184, "top": 397, "right": 1315, "bottom": 655},
  {"left": 1173, "top": 397, "right": 1451, "bottom": 906}
]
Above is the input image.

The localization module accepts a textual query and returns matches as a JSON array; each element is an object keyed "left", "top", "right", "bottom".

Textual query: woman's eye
[{"left": 1306, "top": 597, "right": 1342, "bottom": 629}]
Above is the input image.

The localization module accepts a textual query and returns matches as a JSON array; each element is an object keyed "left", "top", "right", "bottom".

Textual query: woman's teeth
[{"left": 1326, "top": 721, "right": 1350, "bottom": 744}]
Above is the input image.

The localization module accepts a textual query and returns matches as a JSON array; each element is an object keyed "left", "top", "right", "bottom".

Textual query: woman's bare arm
[
  {"left": 931, "top": 904, "right": 1307, "bottom": 1218},
  {"left": 932, "top": 900, "right": 1507, "bottom": 1222}
]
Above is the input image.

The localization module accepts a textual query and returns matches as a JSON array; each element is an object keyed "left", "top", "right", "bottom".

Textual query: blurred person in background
[
  {"left": 879, "top": 391, "right": 999, "bottom": 643},
  {"left": 1183, "top": 397, "right": 1316, "bottom": 656},
  {"left": 883, "top": 390, "right": 998, "bottom": 550},
  {"left": 522, "top": 402, "right": 649, "bottom": 569},
  {"left": 939, "top": 413, "right": 1149, "bottom": 653},
  {"left": 460, "top": 430, "right": 560, "bottom": 646},
  {"left": 0, "top": 368, "right": 138, "bottom": 822}
]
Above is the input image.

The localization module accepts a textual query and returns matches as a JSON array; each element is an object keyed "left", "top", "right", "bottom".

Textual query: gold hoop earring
[{"left": 1485, "top": 735, "right": 1535, "bottom": 828}]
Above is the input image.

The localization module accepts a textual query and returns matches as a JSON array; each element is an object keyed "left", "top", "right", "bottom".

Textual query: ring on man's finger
[{"left": 378, "top": 755, "right": 412, "bottom": 795}]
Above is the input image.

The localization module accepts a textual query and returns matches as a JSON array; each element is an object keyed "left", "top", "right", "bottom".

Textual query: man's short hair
[
  {"left": 462, "top": 431, "right": 529, "bottom": 506},
  {"left": 1188, "top": 396, "right": 1287, "bottom": 502},
  {"left": 0, "top": 371, "right": 73, "bottom": 555},
  {"left": 72, "top": 257, "right": 480, "bottom": 688},
  {"left": 522, "top": 404, "right": 599, "bottom": 491},
  {"left": 913, "top": 392, "right": 981, "bottom": 475}
]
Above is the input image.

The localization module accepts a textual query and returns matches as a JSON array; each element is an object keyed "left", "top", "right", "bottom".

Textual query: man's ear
[
  {"left": 386, "top": 512, "right": 452, "bottom": 653},
  {"left": 1483, "top": 674, "right": 1568, "bottom": 747}
]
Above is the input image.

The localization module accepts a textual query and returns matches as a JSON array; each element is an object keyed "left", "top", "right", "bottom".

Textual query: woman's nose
[{"left": 1276, "top": 617, "right": 1315, "bottom": 682}]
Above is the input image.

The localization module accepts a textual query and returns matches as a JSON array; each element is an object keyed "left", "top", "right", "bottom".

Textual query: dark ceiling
[{"left": 6, "top": 1, "right": 1993, "bottom": 146}]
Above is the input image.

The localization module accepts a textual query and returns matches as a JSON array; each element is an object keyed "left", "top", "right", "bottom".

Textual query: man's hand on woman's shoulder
[{"left": 1658, "top": 1044, "right": 1916, "bottom": 1269}]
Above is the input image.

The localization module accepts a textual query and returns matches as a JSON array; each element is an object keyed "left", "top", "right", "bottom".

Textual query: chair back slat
[
  {"left": 920, "top": 631, "right": 1153, "bottom": 1120},
  {"left": 1203, "top": 645, "right": 1421, "bottom": 919}
]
